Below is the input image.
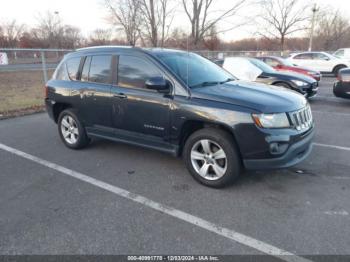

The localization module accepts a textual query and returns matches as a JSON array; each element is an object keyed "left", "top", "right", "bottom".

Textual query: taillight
[{"left": 45, "top": 85, "right": 49, "bottom": 99}]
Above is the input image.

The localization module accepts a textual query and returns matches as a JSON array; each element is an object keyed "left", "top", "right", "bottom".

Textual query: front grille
[{"left": 289, "top": 105, "right": 313, "bottom": 131}]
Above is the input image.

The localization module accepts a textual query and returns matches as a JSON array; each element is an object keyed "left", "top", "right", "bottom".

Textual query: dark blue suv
[{"left": 45, "top": 46, "right": 314, "bottom": 187}]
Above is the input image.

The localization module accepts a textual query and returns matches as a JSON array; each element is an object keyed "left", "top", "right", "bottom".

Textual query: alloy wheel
[
  {"left": 61, "top": 115, "right": 79, "bottom": 145},
  {"left": 190, "top": 139, "right": 227, "bottom": 181}
]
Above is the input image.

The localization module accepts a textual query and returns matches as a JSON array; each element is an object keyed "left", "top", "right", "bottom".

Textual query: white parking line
[
  {"left": 0, "top": 142, "right": 311, "bottom": 262},
  {"left": 313, "top": 143, "right": 350, "bottom": 152}
]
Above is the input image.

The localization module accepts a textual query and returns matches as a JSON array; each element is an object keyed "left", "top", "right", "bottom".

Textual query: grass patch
[{"left": 0, "top": 70, "right": 53, "bottom": 114}]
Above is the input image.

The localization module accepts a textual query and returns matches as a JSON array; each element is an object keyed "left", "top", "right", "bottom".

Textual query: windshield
[
  {"left": 155, "top": 52, "right": 235, "bottom": 88},
  {"left": 280, "top": 58, "right": 294, "bottom": 67},
  {"left": 248, "top": 58, "right": 276, "bottom": 73}
]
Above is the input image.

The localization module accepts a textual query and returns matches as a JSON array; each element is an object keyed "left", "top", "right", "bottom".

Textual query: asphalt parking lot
[{"left": 0, "top": 77, "right": 349, "bottom": 261}]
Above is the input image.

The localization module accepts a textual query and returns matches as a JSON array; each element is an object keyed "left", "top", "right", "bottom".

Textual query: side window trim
[{"left": 77, "top": 56, "right": 85, "bottom": 80}]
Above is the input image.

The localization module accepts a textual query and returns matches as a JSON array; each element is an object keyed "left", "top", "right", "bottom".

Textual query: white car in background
[
  {"left": 287, "top": 51, "right": 350, "bottom": 76},
  {"left": 334, "top": 48, "right": 350, "bottom": 61}
]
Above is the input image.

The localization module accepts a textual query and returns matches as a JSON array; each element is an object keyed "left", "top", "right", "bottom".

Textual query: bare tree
[
  {"left": 259, "top": 0, "right": 309, "bottom": 52},
  {"left": 88, "top": 29, "right": 112, "bottom": 45},
  {"left": 314, "top": 9, "right": 350, "bottom": 50},
  {"left": 105, "top": 0, "right": 142, "bottom": 46},
  {"left": 62, "top": 26, "right": 82, "bottom": 48},
  {"left": 31, "top": 11, "right": 81, "bottom": 48},
  {"left": 1, "top": 20, "right": 25, "bottom": 47},
  {"left": 181, "top": 0, "right": 246, "bottom": 46},
  {"left": 33, "top": 11, "right": 64, "bottom": 47},
  {"left": 139, "top": 0, "right": 174, "bottom": 47}
]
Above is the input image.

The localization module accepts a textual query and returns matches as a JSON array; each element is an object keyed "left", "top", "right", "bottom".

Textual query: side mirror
[
  {"left": 324, "top": 57, "right": 330, "bottom": 61},
  {"left": 145, "top": 76, "right": 170, "bottom": 93}
]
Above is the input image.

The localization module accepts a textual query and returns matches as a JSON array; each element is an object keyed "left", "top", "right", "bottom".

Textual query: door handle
[{"left": 113, "top": 93, "right": 127, "bottom": 99}]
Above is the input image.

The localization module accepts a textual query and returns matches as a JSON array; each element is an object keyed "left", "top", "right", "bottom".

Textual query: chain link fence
[{"left": 0, "top": 48, "right": 71, "bottom": 117}]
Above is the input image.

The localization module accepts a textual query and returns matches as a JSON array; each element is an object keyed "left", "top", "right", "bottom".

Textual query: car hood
[
  {"left": 264, "top": 70, "right": 316, "bottom": 83},
  {"left": 190, "top": 80, "right": 307, "bottom": 113}
]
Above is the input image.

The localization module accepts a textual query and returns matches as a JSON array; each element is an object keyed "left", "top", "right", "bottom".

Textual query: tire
[
  {"left": 183, "top": 128, "right": 241, "bottom": 188},
  {"left": 333, "top": 65, "right": 346, "bottom": 77},
  {"left": 58, "top": 109, "right": 89, "bottom": 149}
]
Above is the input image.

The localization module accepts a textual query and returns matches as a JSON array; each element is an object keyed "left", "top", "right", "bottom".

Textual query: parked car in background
[
  {"left": 218, "top": 57, "right": 318, "bottom": 98},
  {"left": 0, "top": 52, "right": 9, "bottom": 65},
  {"left": 256, "top": 56, "right": 321, "bottom": 83},
  {"left": 334, "top": 48, "right": 350, "bottom": 61},
  {"left": 333, "top": 68, "right": 350, "bottom": 99},
  {"left": 45, "top": 46, "right": 314, "bottom": 188},
  {"left": 287, "top": 52, "right": 350, "bottom": 76}
]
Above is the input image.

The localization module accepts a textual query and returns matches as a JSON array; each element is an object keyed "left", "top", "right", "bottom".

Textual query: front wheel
[
  {"left": 183, "top": 128, "right": 241, "bottom": 188},
  {"left": 58, "top": 109, "right": 89, "bottom": 149}
]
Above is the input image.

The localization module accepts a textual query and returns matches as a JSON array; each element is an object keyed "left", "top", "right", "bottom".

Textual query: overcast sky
[{"left": 1, "top": 0, "right": 350, "bottom": 41}]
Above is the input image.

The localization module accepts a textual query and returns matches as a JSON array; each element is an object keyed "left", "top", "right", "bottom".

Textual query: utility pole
[{"left": 308, "top": 3, "right": 319, "bottom": 51}]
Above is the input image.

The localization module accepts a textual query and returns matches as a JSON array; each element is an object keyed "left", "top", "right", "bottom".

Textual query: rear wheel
[
  {"left": 58, "top": 109, "right": 89, "bottom": 149},
  {"left": 183, "top": 128, "right": 241, "bottom": 188},
  {"left": 333, "top": 65, "right": 346, "bottom": 77}
]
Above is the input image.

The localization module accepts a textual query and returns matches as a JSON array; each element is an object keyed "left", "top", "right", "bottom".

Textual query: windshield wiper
[
  {"left": 190, "top": 78, "right": 236, "bottom": 88},
  {"left": 220, "top": 78, "right": 236, "bottom": 84},
  {"left": 190, "top": 81, "right": 220, "bottom": 88}
]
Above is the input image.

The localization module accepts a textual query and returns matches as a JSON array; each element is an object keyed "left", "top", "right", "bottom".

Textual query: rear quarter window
[
  {"left": 53, "top": 62, "right": 69, "bottom": 80},
  {"left": 66, "top": 57, "right": 82, "bottom": 80}
]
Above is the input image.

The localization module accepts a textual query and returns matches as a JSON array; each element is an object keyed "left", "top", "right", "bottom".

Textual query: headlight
[
  {"left": 252, "top": 113, "right": 290, "bottom": 128},
  {"left": 292, "top": 80, "right": 308, "bottom": 86}
]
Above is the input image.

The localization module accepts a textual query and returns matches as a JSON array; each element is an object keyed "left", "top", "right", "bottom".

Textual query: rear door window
[
  {"left": 294, "top": 53, "right": 313, "bottom": 60},
  {"left": 88, "top": 55, "right": 112, "bottom": 84},
  {"left": 66, "top": 57, "right": 81, "bottom": 80}
]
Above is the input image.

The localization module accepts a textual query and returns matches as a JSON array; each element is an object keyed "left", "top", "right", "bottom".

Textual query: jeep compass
[{"left": 45, "top": 46, "right": 314, "bottom": 188}]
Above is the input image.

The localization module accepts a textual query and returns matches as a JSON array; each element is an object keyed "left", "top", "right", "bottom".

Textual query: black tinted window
[
  {"left": 81, "top": 56, "right": 91, "bottom": 82},
  {"left": 118, "top": 56, "right": 161, "bottom": 89},
  {"left": 66, "top": 57, "right": 81, "bottom": 80},
  {"left": 312, "top": 53, "right": 329, "bottom": 60},
  {"left": 295, "top": 53, "right": 313, "bottom": 60},
  {"left": 89, "top": 55, "right": 112, "bottom": 84}
]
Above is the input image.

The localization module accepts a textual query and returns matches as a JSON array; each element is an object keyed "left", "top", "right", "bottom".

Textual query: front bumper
[
  {"left": 304, "top": 83, "right": 318, "bottom": 98},
  {"left": 244, "top": 128, "right": 314, "bottom": 170}
]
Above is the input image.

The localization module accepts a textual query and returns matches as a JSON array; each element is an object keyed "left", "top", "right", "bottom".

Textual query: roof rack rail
[{"left": 76, "top": 45, "right": 134, "bottom": 51}]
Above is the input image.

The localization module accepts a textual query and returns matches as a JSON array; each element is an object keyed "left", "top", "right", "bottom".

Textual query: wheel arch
[
  {"left": 178, "top": 120, "right": 243, "bottom": 163},
  {"left": 271, "top": 81, "right": 292, "bottom": 88},
  {"left": 52, "top": 102, "right": 73, "bottom": 123},
  {"left": 332, "top": 64, "right": 347, "bottom": 74}
]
